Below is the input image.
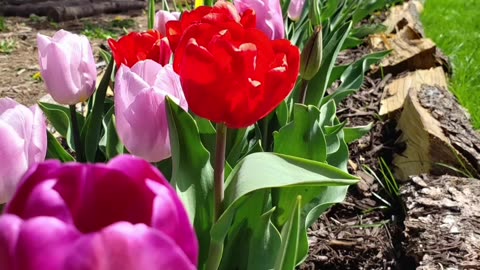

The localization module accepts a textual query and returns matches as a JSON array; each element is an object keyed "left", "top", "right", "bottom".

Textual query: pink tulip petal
[
  {"left": 287, "top": 0, "right": 305, "bottom": 21},
  {"left": 130, "top": 60, "right": 164, "bottom": 87},
  {"left": 155, "top": 10, "right": 178, "bottom": 36},
  {"left": 120, "top": 89, "right": 170, "bottom": 162},
  {"left": 0, "top": 121, "right": 27, "bottom": 203}
]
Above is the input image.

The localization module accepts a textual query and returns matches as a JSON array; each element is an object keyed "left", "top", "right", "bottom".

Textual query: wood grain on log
[
  {"left": 382, "top": 0, "right": 424, "bottom": 35},
  {"left": 392, "top": 68, "right": 479, "bottom": 181},
  {"left": 0, "top": 0, "right": 146, "bottom": 21},
  {"left": 369, "top": 25, "right": 437, "bottom": 76},
  {"left": 379, "top": 67, "right": 447, "bottom": 116}
]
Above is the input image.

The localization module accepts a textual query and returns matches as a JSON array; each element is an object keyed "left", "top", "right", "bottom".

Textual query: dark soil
[
  {"left": 0, "top": 10, "right": 147, "bottom": 105},
  {"left": 300, "top": 43, "right": 412, "bottom": 269}
]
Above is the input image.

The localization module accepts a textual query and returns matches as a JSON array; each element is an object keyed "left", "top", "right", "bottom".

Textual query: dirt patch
[
  {"left": 0, "top": 10, "right": 147, "bottom": 105},
  {"left": 402, "top": 174, "right": 480, "bottom": 269}
]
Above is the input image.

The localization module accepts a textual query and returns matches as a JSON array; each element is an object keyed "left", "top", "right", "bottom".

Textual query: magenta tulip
[
  {"left": 0, "top": 155, "right": 198, "bottom": 270},
  {"left": 234, "top": 0, "right": 285, "bottom": 39},
  {"left": 155, "top": 10, "right": 181, "bottom": 36},
  {"left": 0, "top": 98, "right": 46, "bottom": 204},
  {"left": 37, "top": 30, "right": 97, "bottom": 105},
  {"left": 287, "top": 0, "right": 306, "bottom": 21},
  {"left": 115, "top": 60, "right": 187, "bottom": 162}
]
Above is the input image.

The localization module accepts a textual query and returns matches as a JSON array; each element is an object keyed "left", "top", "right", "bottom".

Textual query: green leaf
[
  {"left": 45, "top": 130, "right": 74, "bottom": 162},
  {"left": 99, "top": 106, "right": 123, "bottom": 159},
  {"left": 274, "top": 104, "right": 327, "bottom": 163},
  {"left": 276, "top": 100, "right": 289, "bottom": 127},
  {"left": 148, "top": 0, "right": 155, "bottom": 30},
  {"left": 351, "top": 24, "right": 387, "bottom": 39},
  {"left": 82, "top": 57, "right": 114, "bottom": 162},
  {"left": 38, "top": 102, "right": 85, "bottom": 151},
  {"left": 274, "top": 195, "right": 301, "bottom": 270},
  {"left": 304, "top": 21, "right": 352, "bottom": 107},
  {"left": 344, "top": 122, "right": 373, "bottom": 144},
  {"left": 165, "top": 97, "right": 214, "bottom": 267},
  {"left": 209, "top": 153, "right": 357, "bottom": 270},
  {"left": 322, "top": 50, "right": 390, "bottom": 105},
  {"left": 247, "top": 208, "right": 281, "bottom": 270},
  {"left": 224, "top": 153, "right": 357, "bottom": 208},
  {"left": 218, "top": 191, "right": 279, "bottom": 270}
]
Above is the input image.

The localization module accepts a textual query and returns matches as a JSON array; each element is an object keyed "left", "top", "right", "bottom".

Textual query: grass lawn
[{"left": 422, "top": 0, "right": 480, "bottom": 128}]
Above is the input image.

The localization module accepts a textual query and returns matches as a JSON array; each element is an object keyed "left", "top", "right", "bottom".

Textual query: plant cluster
[{"left": 0, "top": 0, "right": 396, "bottom": 269}]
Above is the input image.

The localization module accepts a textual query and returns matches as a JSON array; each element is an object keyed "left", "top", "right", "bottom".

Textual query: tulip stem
[
  {"left": 214, "top": 123, "right": 227, "bottom": 221},
  {"left": 298, "top": 79, "right": 309, "bottom": 104},
  {"left": 69, "top": 105, "right": 84, "bottom": 162}
]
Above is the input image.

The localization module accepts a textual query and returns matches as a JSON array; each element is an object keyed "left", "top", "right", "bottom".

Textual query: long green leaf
[
  {"left": 304, "top": 21, "right": 352, "bottom": 107},
  {"left": 165, "top": 98, "right": 214, "bottom": 268},
  {"left": 82, "top": 57, "right": 114, "bottom": 162},
  {"left": 45, "top": 130, "right": 74, "bottom": 162},
  {"left": 274, "top": 195, "right": 301, "bottom": 270}
]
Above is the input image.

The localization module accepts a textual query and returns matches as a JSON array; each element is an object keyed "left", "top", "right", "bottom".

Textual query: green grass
[{"left": 422, "top": 0, "right": 480, "bottom": 128}]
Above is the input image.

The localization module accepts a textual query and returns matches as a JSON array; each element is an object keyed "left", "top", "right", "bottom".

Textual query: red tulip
[
  {"left": 166, "top": 1, "right": 256, "bottom": 52},
  {"left": 171, "top": 2, "right": 300, "bottom": 128},
  {"left": 108, "top": 30, "right": 172, "bottom": 68}
]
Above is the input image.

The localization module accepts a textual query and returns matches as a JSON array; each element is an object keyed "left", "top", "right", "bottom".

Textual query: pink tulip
[
  {"left": 0, "top": 98, "right": 47, "bottom": 204},
  {"left": 37, "top": 30, "right": 97, "bottom": 105},
  {"left": 287, "top": 0, "right": 306, "bottom": 21},
  {"left": 155, "top": 10, "right": 181, "bottom": 36},
  {"left": 115, "top": 60, "right": 187, "bottom": 162},
  {"left": 234, "top": 0, "right": 285, "bottom": 39},
  {"left": 0, "top": 155, "right": 198, "bottom": 270}
]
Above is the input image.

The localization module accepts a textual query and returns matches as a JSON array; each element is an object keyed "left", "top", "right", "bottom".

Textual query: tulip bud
[
  {"left": 300, "top": 26, "right": 323, "bottom": 80},
  {"left": 115, "top": 60, "right": 188, "bottom": 162},
  {"left": 309, "top": 0, "right": 321, "bottom": 27},
  {"left": 0, "top": 98, "right": 47, "bottom": 204},
  {"left": 37, "top": 30, "right": 97, "bottom": 105},
  {"left": 287, "top": 0, "right": 306, "bottom": 21}
]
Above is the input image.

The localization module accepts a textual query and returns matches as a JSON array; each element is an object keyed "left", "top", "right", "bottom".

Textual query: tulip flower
[
  {"left": 234, "top": 0, "right": 285, "bottom": 39},
  {"left": 0, "top": 98, "right": 47, "bottom": 204},
  {"left": 115, "top": 60, "right": 187, "bottom": 162},
  {"left": 37, "top": 30, "right": 97, "bottom": 105},
  {"left": 108, "top": 30, "right": 172, "bottom": 68},
  {"left": 155, "top": 10, "right": 181, "bottom": 36},
  {"left": 171, "top": 1, "right": 300, "bottom": 128},
  {"left": 166, "top": 1, "right": 256, "bottom": 52},
  {"left": 287, "top": 0, "right": 306, "bottom": 21},
  {"left": 0, "top": 155, "right": 198, "bottom": 270}
]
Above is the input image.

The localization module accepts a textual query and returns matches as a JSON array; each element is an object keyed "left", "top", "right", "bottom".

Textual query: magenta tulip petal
[
  {"left": 53, "top": 164, "right": 155, "bottom": 233},
  {"left": 37, "top": 30, "right": 96, "bottom": 105},
  {"left": 12, "top": 217, "right": 81, "bottom": 270},
  {"left": 66, "top": 222, "right": 196, "bottom": 270},
  {"left": 148, "top": 180, "right": 199, "bottom": 265},
  {"left": 106, "top": 156, "right": 198, "bottom": 265},
  {"left": 0, "top": 214, "right": 22, "bottom": 269},
  {"left": 115, "top": 61, "right": 187, "bottom": 162},
  {"left": 234, "top": 0, "right": 285, "bottom": 39},
  {"left": 1, "top": 155, "right": 198, "bottom": 269}
]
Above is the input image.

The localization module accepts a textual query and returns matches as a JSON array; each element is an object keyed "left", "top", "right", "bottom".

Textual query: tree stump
[{"left": 0, "top": 0, "right": 147, "bottom": 21}]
